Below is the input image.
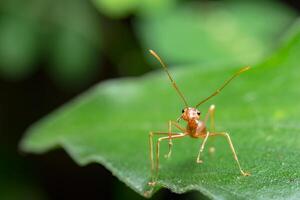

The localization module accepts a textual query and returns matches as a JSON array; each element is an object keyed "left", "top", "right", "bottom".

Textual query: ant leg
[
  {"left": 207, "top": 105, "right": 216, "bottom": 132},
  {"left": 167, "top": 121, "right": 172, "bottom": 159},
  {"left": 166, "top": 121, "right": 186, "bottom": 159},
  {"left": 196, "top": 132, "right": 210, "bottom": 163},
  {"left": 205, "top": 105, "right": 216, "bottom": 153},
  {"left": 149, "top": 132, "right": 182, "bottom": 174},
  {"left": 156, "top": 134, "right": 187, "bottom": 174},
  {"left": 213, "top": 132, "right": 250, "bottom": 176},
  {"left": 148, "top": 132, "right": 185, "bottom": 186}
]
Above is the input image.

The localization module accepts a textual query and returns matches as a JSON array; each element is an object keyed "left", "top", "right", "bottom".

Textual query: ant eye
[
  {"left": 197, "top": 112, "right": 201, "bottom": 115},
  {"left": 182, "top": 109, "right": 184, "bottom": 113}
]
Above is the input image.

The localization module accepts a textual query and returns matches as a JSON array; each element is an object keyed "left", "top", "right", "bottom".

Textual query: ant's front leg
[
  {"left": 149, "top": 131, "right": 183, "bottom": 173},
  {"left": 166, "top": 120, "right": 186, "bottom": 159},
  {"left": 148, "top": 132, "right": 186, "bottom": 186}
]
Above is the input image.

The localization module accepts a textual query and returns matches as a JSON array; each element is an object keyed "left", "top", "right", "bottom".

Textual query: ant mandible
[{"left": 148, "top": 50, "right": 250, "bottom": 186}]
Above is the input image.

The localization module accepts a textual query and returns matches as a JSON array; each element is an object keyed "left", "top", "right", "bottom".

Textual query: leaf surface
[
  {"left": 20, "top": 21, "right": 300, "bottom": 199},
  {"left": 136, "top": 1, "right": 296, "bottom": 67}
]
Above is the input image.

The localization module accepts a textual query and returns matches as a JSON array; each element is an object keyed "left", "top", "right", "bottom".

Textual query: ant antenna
[
  {"left": 195, "top": 66, "right": 250, "bottom": 108},
  {"left": 149, "top": 49, "right": 189, "bottom": 107}
]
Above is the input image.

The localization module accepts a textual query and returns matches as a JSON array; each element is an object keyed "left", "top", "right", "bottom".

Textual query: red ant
[{"left": 148, "top": 50, "right": 250, "bottom": 186}]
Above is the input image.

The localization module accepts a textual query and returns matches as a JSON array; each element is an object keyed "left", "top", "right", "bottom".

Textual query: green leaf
[
  {"left": 92, "top": 0, "right": 177, "bottom": 18},
  {"left": 136, "top": 1, "right": 296, "bottom": 67},
  {"left": 20, "top": 20, "right": 300, "bottom": 199},
  {"left": 0, "top": 16, "right": 38, "bottom": 80},
  {"left": 92, "top": 0, "right": 140, "bottom": 18},
  {"left": 47, "top": 0, "right": 102, "bottom": 89},
  {"left": 48, "top": 30, "right": 99, "bottom": 88}
]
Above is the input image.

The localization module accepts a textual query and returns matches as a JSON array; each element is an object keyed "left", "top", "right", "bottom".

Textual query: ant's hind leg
[
  {"left": 196, "top": 132, "right": 210, "bottom": 163},
  {"left": 213, "top": 132, "right": 250, "bottom": 176},
  {"left": 205, "top": 105, "right": 216, "bottom": 132},
  {"left": 205, "top": 105, "right": 216, "bottom": 154}
]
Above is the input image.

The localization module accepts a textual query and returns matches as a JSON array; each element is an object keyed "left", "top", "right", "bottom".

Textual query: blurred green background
[{"left": 0, "top": 0, "right": 299, "bottom": 199}]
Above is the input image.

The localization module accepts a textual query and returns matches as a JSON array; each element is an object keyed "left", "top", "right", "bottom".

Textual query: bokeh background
[{"left": 0, "top": 0, "right": 300, "bottom": 199}]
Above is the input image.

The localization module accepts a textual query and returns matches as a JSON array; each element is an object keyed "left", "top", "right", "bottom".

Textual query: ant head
[{"left": 178, "top": 107, "right": 201, "bottom": 122}]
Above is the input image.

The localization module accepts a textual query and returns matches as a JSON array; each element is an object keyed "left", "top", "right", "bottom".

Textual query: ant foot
[
  {"left": 209, "top": 147, "right": 215, "bottom": 154},
  {"left": 148, "top": 181, "right": 156, "bottom": 187},
  {"left": 241, "top": 171, "right": 251, "bottom": 176},
  {"left": 164, "top": 152, "right": 172, "bottom": 159},
  {"left": 196, "top": 159, "right": 203, "bottom": 164},
  {"left": 143, "top": 190, "right": 152, "bottom": 198}
]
